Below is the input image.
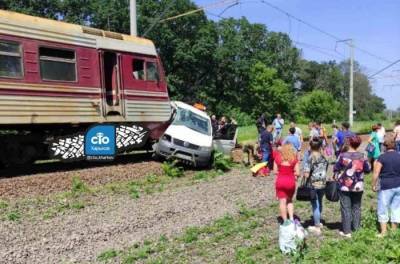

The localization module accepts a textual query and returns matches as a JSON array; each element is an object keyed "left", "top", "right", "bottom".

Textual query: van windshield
[{"left": 172, "top": 107, "right": 211, "bottom": 136}]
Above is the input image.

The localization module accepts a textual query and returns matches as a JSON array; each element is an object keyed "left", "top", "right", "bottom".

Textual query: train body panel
[{"left": 0, "top": 9, "right": 172, "bottom": 166}]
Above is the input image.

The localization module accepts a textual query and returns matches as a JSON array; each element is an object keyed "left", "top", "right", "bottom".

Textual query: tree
[
  {"left": 339, "top": 61, "right": 386, "bottom": 120},
  {"left": 249, "top": 62, "right": 292, "bottom": 120},
  {"left": 295, "top": 90, "right": 341, "bottom": 123}
]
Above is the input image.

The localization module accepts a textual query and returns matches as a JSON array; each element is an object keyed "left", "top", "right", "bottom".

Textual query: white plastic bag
[{"left": 279, "top": 220, "right": 307, "bottom": 254}]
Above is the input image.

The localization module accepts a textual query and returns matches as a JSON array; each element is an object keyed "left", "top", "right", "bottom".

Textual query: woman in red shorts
[{"left": 274, "top": 143, "right": 300, "bottom": 222}]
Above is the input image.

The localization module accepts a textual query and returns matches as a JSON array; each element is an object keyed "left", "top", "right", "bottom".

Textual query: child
[
  {"left": 303, "top": 138, "right": 329, "bottom": 235},
  {"left": 274, "top": 143, "right": 300, "bottom": 223}
]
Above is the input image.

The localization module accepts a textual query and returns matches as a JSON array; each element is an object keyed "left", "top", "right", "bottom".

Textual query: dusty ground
[
  {"left": 0, "top": 153, "right": 162, "bottom": 198},
  {"left": 0, "top": 167, "right": 275, "bottom": 264}
]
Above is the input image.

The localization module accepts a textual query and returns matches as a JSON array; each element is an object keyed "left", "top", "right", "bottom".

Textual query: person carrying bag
[{"left": 300, "top": 138, "right": 329, "bottom": 235}]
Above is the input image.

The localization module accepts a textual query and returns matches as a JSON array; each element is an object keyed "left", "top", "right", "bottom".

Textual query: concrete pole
[
  {"left": 130, "top": 0, "right": 137, "bottom": 36},
  {"left": 349, "top": 39, "right": 354, "bottom": 127}
]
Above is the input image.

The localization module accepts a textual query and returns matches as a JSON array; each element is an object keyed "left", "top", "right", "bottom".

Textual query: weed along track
[{"left": 0, "top": 166, "right": 275, "bottom": 263}]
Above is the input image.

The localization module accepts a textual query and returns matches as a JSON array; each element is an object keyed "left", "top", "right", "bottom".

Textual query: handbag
[
  {"left": 365, "top": 143, "right": 375, "bottom": 153},
  {"left": 296, "top": 176, "right": 316, "bottom": 201},
  {"left": 325, "top": 180, "right": 339, "bottom": 202}
]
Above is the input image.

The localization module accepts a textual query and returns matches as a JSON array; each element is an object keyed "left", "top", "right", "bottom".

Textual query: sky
[{"left": 194, "top": 0, "right": 400, "bottom": 110}]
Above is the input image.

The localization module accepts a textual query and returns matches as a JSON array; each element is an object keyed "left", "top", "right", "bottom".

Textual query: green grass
[
  {"left": 100, "top": 174, "right": 397, "bottom": 263},
  {"left": 238, "top": 120, "right": 395, "bottom": 144}
]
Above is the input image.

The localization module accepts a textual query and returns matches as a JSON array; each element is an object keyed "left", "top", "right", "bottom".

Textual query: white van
[{"left": 154, "top": 101, "right": 213, "bottom": 167}]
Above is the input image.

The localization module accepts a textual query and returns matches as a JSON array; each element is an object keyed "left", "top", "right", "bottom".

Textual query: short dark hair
[
  {"left": 289, "top": 127, "right": 296, "bottom": 134},
  {"left": 377, "top": 123, "right": 382, "bottom": 127},
  {"left": 372, "top": 124, "right": 379, "bottom": 131},
  {"left": 310, "top": 137, "right": 322, "bottom": 151},
  {"left": 342, "top": 122, "right": 350, "bottom": 130},
  {"left": 396, "top": 120, "right": 400, "bottom": 126},
  {"left": 349, "top": 135, "right": 362, "bottom": 149}
]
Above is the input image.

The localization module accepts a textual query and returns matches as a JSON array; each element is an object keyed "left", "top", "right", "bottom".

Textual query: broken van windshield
[{"left": 172, "top": 107, "right": 211, "bottom": 136}]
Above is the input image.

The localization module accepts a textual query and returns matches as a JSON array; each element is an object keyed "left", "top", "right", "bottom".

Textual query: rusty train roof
[{"left": 0, "top": 9, "right": 157, "bottom": 56}]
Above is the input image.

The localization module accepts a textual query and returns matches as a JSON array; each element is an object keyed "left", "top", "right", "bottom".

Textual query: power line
[
  {"left": 256, "top": 0, "right": 393, "bottom": 64},
  {"left": 159, "top": 0, "right": 238, "bottom": 22},
  {"left": 368, "top": 59, "right": 400, "bottom": 79},
  {"left": 294, "top": 41, "right": 345, "bottom": 60},
  {"left": 142, "top": 0, "right": 176, "bottom": 37}
]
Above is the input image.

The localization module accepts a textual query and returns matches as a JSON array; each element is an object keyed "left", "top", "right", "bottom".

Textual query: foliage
[
  {"left": 97, "top": 249, "right": 118, "bottom": 262},
  {"left": 161, "top": 161, "right": 184, "bottom": 178},
  {"left": 7, "top": 211, "right": 21, "bottom": 221},
  {"left": 295, "top": 90, "right": 342, "bottom": 123},
  {"left": 212, "top": 151, "right": 233, "bottom": 172},
  {"left": 225, "top": 108, "right": 254, "bottom": 126},
  {"left": 0, "top": 1, "right": 387, "bottom": 126},
  {"left": 71, "top": 176, "right": 89, "bottom": 195},
  {"left": 249, "top": 62, "right": 293, "bottom": 120}
]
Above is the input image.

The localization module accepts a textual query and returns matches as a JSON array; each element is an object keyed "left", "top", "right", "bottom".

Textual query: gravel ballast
[{"left": 0, "top": 168, "right": 275, "bottom": 263}]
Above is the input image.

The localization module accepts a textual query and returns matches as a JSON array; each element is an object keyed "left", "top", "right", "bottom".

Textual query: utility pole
[
  {"left": 130, "top": 0, "right": 137, "bottom": 36},
  {"left": 336, "top": 39, "right": 354, "bottom": 127},
  {"left": 349, "top": 39, "right": 354, "bottom": 127}
]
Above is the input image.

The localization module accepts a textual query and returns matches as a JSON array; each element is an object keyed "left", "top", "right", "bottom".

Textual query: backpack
[{"left": 309, "top": 155, "right": 329, "bottom": 184}]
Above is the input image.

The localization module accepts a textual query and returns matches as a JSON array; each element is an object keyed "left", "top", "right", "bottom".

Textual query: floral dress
[{"left": 333, "top": 151, "right": 371, "bottom": 192}]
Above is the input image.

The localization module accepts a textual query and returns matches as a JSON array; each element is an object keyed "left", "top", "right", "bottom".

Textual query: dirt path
[{"left": 0, "top": 168, "right": 275, "bottom": 264}]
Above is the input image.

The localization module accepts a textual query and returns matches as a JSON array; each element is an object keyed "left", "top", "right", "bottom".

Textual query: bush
[
  {"left": 295, "top": 90, "right": 342, "bottom": 123},
  {"left": 225, "top": 108, "right": 254, "bottom": 126},
  {"left": 161, "top": 161, "right": 184, "bottom": 178},
  {"left": 213, "top": 151, "right": 233, "bottom": 172}
]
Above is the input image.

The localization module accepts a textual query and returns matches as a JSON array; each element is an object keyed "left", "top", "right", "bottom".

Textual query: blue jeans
[
  {"left": 396, "top": 141, "right": 400, "bottom": 153},
  {"left": 262, "top": 148, "right": 270, "bottom": 162},
  {"left": 311, "top": 189, "right": 325, "bottom": 226},
  {"left": 377, "top": 186, "right": 400, "bottom": 223}
]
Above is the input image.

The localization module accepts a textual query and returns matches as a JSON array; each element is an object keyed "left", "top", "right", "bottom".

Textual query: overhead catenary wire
[
  {"left": 142, "top": 0, "right": 177, "bottom": 37},
  {"left": 368, "top": 59, "right": 400, "bottom": 79},
  {"left": 159, "top": 0, "right": 238, "bottom": 22},
  {"left": 256, "top": 0, "right": 394, "bottom": 65}
]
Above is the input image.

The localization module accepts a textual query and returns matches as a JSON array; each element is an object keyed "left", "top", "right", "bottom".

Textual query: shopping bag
[
  {"left": 279, "top": 221, "right": 297, "bottom": 254},
  {"left": 279, "top": 220, "right": 307, "bottom": 254},
  {"left": 325, "top": 181, "right": 339, "bottom": 202}
]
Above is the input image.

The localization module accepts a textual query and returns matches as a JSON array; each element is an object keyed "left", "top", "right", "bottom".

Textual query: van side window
[
  {"left": 39, "top": 47, "right": 76, "bottom": 81},
  {"left": 132, "top": 59, "right": 145, "bottom": 80},
  {"left": 0, "top": 40, "right": 23, "bottom": 78},
  {"left": 146, "top": 62, "right": 159, "bottom": 81}
]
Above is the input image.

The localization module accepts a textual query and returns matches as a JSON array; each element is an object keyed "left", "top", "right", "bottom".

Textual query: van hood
[{"left": 165, "top": 124, "right": 212, "bottom": 147}]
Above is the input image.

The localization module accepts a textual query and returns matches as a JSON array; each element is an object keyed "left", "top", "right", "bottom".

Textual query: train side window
[
  {"left": 0, "top": 40, "right": 23, "bottom": 78},
  {"left": 146, "top": 62, "right": 159, "bottom": 81},
  {"left": 132, "top": 59, "right": 145, "bottom": 80},
  {"left": 39, "top": 47, "right": 76, "bottom": 82}
]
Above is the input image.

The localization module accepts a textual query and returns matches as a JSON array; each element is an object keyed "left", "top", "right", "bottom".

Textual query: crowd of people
[
  {"left": 211, "top": 115, "right": 237, "bottom": 139},
  {"left": 256, "top": 114, "right": 400, "bottom": 238}
]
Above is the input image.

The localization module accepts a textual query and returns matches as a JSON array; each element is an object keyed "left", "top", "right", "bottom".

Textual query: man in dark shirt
[
  {"left": 372, "top": 136, "right": 400, "bottom": 236},
  {"left": 260, "top": 124, "right": 273, "bottom": 162}
]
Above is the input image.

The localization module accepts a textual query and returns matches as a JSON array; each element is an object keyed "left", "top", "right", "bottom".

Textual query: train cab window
[
  {"left": 0, "top": 40, "right": 23, "bottom": 78},
  {"left": 132, "top": 59, "right": 145, "bottom": 80},
  {"left": 146, "top": 62, "right": 159, "bottom": 81},
  {"left": 39, "top": 47, "right": 76, "bottom": 81}
]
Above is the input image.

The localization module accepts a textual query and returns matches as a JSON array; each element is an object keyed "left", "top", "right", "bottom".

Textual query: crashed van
[{"left": 154, "top": 101, "right": 213, "bottom": 167}]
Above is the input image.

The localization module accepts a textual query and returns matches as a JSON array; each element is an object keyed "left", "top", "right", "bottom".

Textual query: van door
[{"left": 101, "top": 51, "right": 123, "bottom": 116}]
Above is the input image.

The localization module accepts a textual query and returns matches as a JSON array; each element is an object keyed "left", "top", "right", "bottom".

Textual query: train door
[{"left": 101, "top": 51, "right": 124, "bottom": 116}]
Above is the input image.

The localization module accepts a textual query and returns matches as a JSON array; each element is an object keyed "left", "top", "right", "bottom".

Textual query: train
[{"left": 0, "top": 9, "right": 172, "bottom": 166}]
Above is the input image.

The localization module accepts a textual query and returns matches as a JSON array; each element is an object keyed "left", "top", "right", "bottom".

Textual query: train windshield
[{"left": 172, "top": 107, "right": 211, "bottom": 136}]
